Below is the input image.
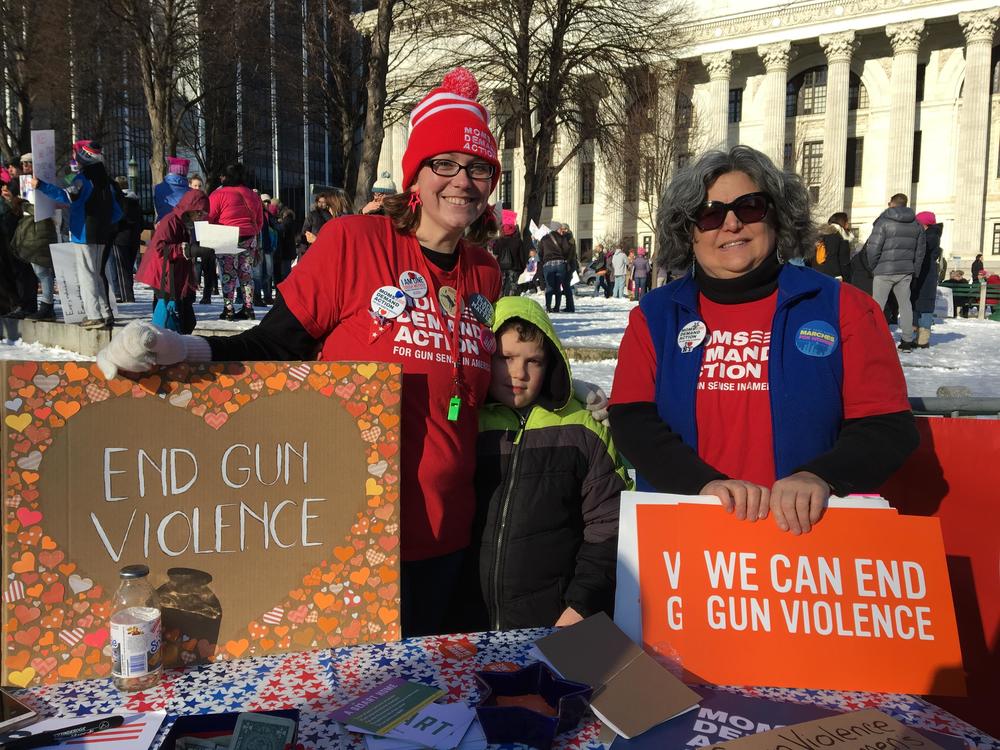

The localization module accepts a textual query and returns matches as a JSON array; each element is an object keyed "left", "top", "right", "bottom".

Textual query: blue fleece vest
[{"left": 636, "top": 264, "right": 844, "bottom": 490}]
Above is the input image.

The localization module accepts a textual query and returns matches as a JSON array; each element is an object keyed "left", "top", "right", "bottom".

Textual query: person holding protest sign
[
  {"left": 97, "top": 69, "right": 606, "bottom": 636},
  {"left": 609, "top": 145, "right": 918, "bottom": 535},
  {"left": 33, "top": 140, "right": 122, "bottom": 329}
]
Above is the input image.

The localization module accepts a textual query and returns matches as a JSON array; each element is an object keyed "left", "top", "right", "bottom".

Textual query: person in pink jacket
[
  {"left": 136, "top": 189, "right": 211, "bottom": 333},
  {"left": 208, "top": 162, "right": 263, "bottom": 320}
]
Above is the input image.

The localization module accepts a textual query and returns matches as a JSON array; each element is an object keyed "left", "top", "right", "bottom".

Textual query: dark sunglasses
[{"left": 693, "top": 191, "right": 771, "bottom": 231}]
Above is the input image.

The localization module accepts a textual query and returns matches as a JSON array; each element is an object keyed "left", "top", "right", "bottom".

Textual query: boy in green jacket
[{"left": 462, "top": 296, "right": 631, "bottom": 631}]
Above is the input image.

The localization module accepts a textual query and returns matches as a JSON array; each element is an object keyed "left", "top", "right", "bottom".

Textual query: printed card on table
[
  {"left": 2, "top": 361, "right": 402, "bottom": 688},
  {"left": 615, "top": 492, "right": 964, "bottom": 695}
]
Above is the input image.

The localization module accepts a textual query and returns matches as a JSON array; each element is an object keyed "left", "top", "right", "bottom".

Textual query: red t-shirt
[
  {"left": 280, "top": 215, "right": 501, "bottom": 560},
  {"left": 611, "top": 283, "right": 910, "bottom": 486}
]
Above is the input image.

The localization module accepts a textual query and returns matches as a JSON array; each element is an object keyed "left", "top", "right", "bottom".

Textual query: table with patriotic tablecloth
[{"left": 11, "top": 629, "right": 1000, "bottom": 749}]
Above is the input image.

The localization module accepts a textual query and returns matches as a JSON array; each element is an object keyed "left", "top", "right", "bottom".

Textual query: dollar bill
[{"left": 230, "top": 713, "right": 296, "bottom": 750}]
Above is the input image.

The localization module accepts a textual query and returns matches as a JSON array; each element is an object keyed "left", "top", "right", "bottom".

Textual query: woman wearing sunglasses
[
  {"left": 609, "top": 145, "right": 918, "bottom": 535},
  {"left": 96, "top": 69, "right": 507, "bottom": 637}
]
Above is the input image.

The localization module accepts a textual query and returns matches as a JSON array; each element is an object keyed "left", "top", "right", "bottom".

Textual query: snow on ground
[{"left": 3, "top": 284, "right": 999, "bottom": 399}]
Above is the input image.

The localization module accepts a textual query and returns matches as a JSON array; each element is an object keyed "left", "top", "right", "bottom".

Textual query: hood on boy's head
[
  {"left": 173, "top": 188, "right": 210, "bottom": 217},
  {"left": 491, "top": 296, "right": 572, "bottom": 411}
]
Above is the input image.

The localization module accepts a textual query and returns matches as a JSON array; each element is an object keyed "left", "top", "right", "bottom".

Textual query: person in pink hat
[
  {"left": 98, "top": 69, "right": 506, "bottom": 636},
  {"left": 154, "top": 156, "right": 191, "bottom": 222}
]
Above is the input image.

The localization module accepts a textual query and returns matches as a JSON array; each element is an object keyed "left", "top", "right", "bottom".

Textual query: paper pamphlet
[
  {"left": 352, "top": 703, "right": 476, "bottom": 750},
  {"left": 331, "top": 678, "right": 445, "bottom": 735},
  {"left": 193, "top": 222, "right": 240, "bottom": 254},
  {"left": 363, "top": 718, "right": 487, "bottom": 750}
]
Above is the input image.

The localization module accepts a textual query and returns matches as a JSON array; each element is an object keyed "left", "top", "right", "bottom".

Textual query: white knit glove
[
  {"left": 97, "top": 321, "right": 204, "bottom": 379},
  {"left": 573, "top": 378, "right": 610, "bottom": 424}
]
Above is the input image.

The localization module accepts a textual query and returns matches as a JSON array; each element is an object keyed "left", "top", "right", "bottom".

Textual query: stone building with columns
[{"left": 377, "top": 0, "right": 1000, "bottom": 267}]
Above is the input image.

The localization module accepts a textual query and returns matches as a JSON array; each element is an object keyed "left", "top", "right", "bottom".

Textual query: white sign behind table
[
  {"left": 194, "top": 221, "right": 241, "bottom": 255},
  {"left": 49, "top": 243, "right": 120, "bottom": 323},
  {"left": 30, "top": 129, "right": 57, "bottom": 222},
  {"left": 934, "top": 286, "right": 954, "bottom": 319}
]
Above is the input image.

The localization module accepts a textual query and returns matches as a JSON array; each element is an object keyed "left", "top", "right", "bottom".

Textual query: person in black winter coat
[
  {"left": 911, "top": 211, "right": 942, "bottom": 348},
  {"left": 274, "top": 207, "right": 298, "bottom": 286},
  {"left": 297, "top": 193, "right": 333, "bottom": 257},
  {"left": 971, "top": 253, "right": 984, "bottom": 282},
  {"left": 539, "top": 223, "right": 576, "bottom": 313},
  {"left": 492, "top": 221, "right": 524, "bottom": 296},
  {"left": 111, "top": 178, "right": 145, "bottom": 302},
  {"left": 815, "top": 212, "right": 852, "bottom": 280}
]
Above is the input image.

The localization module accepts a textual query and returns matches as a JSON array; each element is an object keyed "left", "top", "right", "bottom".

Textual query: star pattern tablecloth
[{"left": 11, "top": 629, "right": 1000, "bottom": 750}]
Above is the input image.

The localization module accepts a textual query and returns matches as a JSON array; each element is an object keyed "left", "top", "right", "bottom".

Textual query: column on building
[
  {"left": 392, "top": 122, "right": 407, "bottom": 189},
  {"left": 818, "top": 31, "right": 857, "bottom": 216},
  {"left": 701, "top": 51, "right": 733, "bottom": 150},
  {"left": 756, "top": 42, "right": 792, "bottom": 165},
  {"left": 954, "top": 10, "right": 1000, "bottom": 256},
  {"left": 884, "top": 20, "right": 925, "bottom": 198},
  {"left": 596, "top": 143, "right": 625, "bottom": 243},
  {"left": 559, "top": 130, "right": 581, "bottom": 237},
  {"left": 376, "top": 123, "right": 395, "bottom": 178}
]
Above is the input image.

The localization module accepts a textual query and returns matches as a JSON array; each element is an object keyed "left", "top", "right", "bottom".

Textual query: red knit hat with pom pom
[{"left": 402, "top": 68, "right": 500, "bottom": 192}]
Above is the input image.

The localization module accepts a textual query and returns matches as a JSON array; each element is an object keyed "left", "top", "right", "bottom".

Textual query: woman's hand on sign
[
  {"left": 769, "top": 471, "right": 830, "bottom": 535},
  {"left": 554, "top": 607, "right": 584, "bottom": 627},
  {"left": 31, "top": 177, "right": 40, "bottom": 190},
  {"left": 701, "top": 479, "right": 770, "bottom": 522}
]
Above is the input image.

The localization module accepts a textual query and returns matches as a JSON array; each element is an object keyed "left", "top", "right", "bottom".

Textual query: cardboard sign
[
  {"left": 534, "top": 612, "right": 700, "bottom": 739},
  {"left": 616, "top": 494, "right": 963, "bottom": 695},
  {"left": 703, "top": 709, "right": 946, "bottom": 750},
  {"left": 30, "top": 130, "right": 57, "bottom": 222},
  {"left": 2, "top": 361, "right": 402, "bottom": 687}
]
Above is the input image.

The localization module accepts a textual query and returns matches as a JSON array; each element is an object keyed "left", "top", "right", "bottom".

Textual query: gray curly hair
[{"left": 656, "top": 145, "right": 816, "bottom": 270}]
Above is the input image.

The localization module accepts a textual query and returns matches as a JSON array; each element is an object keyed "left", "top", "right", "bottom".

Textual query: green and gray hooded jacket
[{"left": 471, "top": 296, "right": 631, "bottom": 631}]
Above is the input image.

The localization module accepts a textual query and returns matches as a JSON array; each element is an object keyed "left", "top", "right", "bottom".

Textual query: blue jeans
[
  {"left": 633, "top": 275, "right": 648, "bottom": 300},
  {"left": 252, "top": 252, "right": 275, "bottom": 303},
  {"left": 917, "top": 311, "right": 934, "bottom": 328},
  {"left": 594, "top": 275, "right": 612, "bottom": 297},
  {"left": 543, "top": 261, "right": 567, "bottom": 311},
  {"left": 613, "top": 276, "right": 626, "bottom": 298},
  {"left": 31, "top": 264, "right": 55, "bottom": 304}
]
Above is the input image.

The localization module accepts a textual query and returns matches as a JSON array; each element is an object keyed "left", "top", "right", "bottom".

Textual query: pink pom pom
[{"left": 441, "top": 67, "right": 479, "bottom": 100}]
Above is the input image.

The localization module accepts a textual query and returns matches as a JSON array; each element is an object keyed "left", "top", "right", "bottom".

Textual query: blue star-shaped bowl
[{"left": 474, "top": 662, "right": 593, "bottom": 750}]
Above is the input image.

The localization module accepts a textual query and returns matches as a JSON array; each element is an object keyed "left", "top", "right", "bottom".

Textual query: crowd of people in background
[
  {"left": 2, "top": 138, "right": 998, "bottom": 341},
  {"left": 0, "top": 148, "right": 410, "bottom": 329}
]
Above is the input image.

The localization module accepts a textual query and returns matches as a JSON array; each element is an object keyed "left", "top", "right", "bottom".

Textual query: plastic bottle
[{"left": 110, "top": 564, "right": 163, "bottom": 691}]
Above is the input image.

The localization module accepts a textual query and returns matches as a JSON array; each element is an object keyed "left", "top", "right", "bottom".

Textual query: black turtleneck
[
  {"left": 695, "top": 250, "right": 780, "bottom": 304},
  {"left": 608, "top": 259, "right": 918, "bottom": 498}
]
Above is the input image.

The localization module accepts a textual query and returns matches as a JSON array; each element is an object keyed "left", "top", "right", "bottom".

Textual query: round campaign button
[
  {"left": 677, "top": 320, "right": 708, "bottom": 353},
  {"left": 467, "top": 293, "right": 495, "bottom": 327},
  {"left": 438, "top": 285, "right": 461, "bottom": 317},
  {"left": 795, "top": 320, "right": 839, "bottom": 357},
  {"left": 480, "top": 325, "right": 497, "bottom": 354},
  {"left": 370, "top": 285, "right": 407, "bottom": 319},
  {"left": 398, "top": 270, "right": 428, "bottom": 299}
]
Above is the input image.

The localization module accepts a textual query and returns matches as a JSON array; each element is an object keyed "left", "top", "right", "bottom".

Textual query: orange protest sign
[{"left": 625, "top": 502, "right": 963, "bottom": 695}]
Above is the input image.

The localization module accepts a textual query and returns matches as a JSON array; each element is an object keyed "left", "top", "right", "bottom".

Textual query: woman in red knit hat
[{"left": 98, "top": 69, "right": 506, "bottom": 636}]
